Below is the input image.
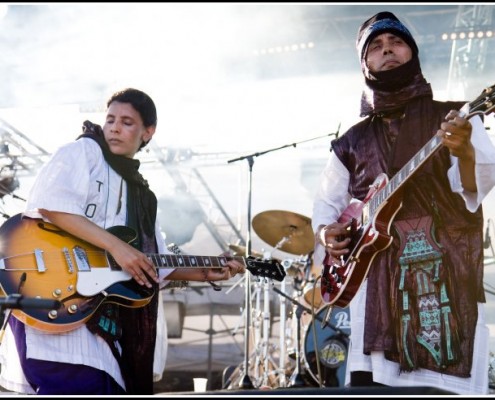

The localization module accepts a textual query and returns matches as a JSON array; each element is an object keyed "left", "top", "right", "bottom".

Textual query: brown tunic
[{"left": 331, "top": 99, "right": 484, "bottom": 377}]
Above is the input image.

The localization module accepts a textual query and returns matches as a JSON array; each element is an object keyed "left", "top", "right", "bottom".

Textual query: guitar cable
[{"left": 310, "top": 274, "right": 325, "bottom": 388}]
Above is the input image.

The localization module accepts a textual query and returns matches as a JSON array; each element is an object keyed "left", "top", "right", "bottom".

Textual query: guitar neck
[
  {"left": 147, "top": 253, "right": 244, "bottom": 269},
  {"left": 144, "top": 253, "right": 285, "bottom": 281},
  {"left": 370, "top": 134, "right": 443, "bottom": 213}
]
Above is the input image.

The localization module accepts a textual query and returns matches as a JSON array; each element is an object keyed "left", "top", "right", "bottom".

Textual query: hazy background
[{"left": 0, "top": 3, "right": 494, "bottom": 389}]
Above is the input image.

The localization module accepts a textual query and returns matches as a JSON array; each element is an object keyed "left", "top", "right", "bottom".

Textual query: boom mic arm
[{"left": 0, "top": 294, "right": 61, "bottom": 310}]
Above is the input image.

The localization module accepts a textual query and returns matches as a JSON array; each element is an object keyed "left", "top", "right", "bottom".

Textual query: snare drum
[{"left": 303, "top": 305, "right": 351, "bottom": 387}]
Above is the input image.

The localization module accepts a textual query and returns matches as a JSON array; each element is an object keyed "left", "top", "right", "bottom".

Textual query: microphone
[
  {"left": 485, "top": 221, "right": 491, "bottom": 250},
  {"left": 321, "top": 305, "right": 334, "bottom": 329},
  {"left": 0, "top": 294, "right": 61, "bottom": 310}
]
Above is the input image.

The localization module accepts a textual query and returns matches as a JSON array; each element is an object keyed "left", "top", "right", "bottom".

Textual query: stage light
[
  {"left": 441, "top": 29, "right": 494, "bottom": 41},
  {"left": 253, "top": 42, "right": 316, "bottom": 57}
]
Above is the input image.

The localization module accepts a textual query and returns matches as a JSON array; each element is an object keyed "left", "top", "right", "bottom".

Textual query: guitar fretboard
[
  {"left": 148, "top": 254, "right": 240, "bottom": 269},
  {"left": 369, "top": 134, "right": 443, "bottom": 216}
]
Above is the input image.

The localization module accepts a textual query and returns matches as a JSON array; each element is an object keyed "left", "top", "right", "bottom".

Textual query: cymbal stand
[
  {"left": 251, "top": 265, "right": 280, "bottom": 388},
  {"left": 270, "top": 236, "right": 290, "bottom": 388},
  {"left": 278, "top": 277, "right": 287, "bottom": 388},
  {"left": 288, "top": 302, "right": 305, "bottom": 387},
  {"left": 261, "top": 276, "right": 273, "bottom": 388},
  {"left": 252, "top": 277, "right": 262, "bottom": 384}
]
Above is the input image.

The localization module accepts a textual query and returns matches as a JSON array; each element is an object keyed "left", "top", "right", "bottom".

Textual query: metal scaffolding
[{"left": 446, "top": 5, "right": 494, "bottom": 99}]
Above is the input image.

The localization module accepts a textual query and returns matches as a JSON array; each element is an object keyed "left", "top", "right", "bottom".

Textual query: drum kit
[{"left": 224, "top": 210, "right": 351, "bottom": 390}]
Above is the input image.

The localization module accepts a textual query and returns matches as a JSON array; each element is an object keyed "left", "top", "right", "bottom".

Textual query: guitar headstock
[
  {"left": 468, "top": 84, "right": 495, "bottom": 118},
  {"left": 245, "top": 257, "right": 286, "bottom": 282}
]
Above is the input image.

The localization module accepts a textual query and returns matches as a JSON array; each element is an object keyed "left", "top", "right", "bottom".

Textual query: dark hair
[{"left": 107, "top": 88, "right": 158, "bottom": 128}]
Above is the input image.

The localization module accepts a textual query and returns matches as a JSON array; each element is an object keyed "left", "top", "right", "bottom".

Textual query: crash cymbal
[
  {"left": 252, "top": 210, "right": 314, "bottom": 255},
  {"left": 228, "top": 244, "right": 263, "bottom": 258}
]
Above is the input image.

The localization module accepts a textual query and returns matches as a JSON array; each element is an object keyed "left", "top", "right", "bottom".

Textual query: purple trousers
[{"left": 9, "top": 318, "right": 126, "bottom": 395}]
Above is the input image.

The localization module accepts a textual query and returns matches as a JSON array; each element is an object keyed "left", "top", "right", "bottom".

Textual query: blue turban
[{"left": 356, "top": 11, "right": 418, "bottom": 61}]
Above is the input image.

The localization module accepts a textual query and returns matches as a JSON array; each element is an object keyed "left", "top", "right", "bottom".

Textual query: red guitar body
[{"left": 320, "top": 174, "right": 402, "bottom": 308}]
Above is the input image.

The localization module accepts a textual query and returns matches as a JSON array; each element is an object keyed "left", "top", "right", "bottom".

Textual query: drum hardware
[
  {"left": 281, "top": 258, "right": 299, "bottom": 278},
  {"left": 271, "top": 286, "right": 313, "bottom": 388},
  {"left": 228, "top": 134, "right": 338, "bottom": 389},
  {"left": 252, "top": 210, "right": 314, "bottom": 256},
  {"left": 228, "top": 244, "right": 263, "bottom": 259},
  {"left": 228, "top": 133, "right": 339, "bottom": 389},
  {"left": 288, "top": 303, "right": 306, "bottom": 388},
  {"left": 226, "top": 272, "right": 283, "bottom": 389},
  {"left": 281, "top": 255, "right": 310, "bottom": 279},
  {"left": 251, "top": 276, "right": 278, "bottom": 387},
  {"left": 277, "top": 276, "right": 288, "bottom": 388}
]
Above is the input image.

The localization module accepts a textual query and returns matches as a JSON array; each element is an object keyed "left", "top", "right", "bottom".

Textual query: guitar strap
[{"left": 393, "top": 215, "right": 460, "bottom": 372}]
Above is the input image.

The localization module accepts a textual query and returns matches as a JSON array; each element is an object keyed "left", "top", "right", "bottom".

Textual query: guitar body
[
  {"left": 320, "top": 174, "right": 403, "bottom": 308},
  {"left": 0, "top": 214, "right": 154, "bottom": 333}
]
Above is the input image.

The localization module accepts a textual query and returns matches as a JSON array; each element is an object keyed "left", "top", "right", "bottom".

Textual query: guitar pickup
[{"left": 73, "top": 246, "right": 90, "bottom": 272}]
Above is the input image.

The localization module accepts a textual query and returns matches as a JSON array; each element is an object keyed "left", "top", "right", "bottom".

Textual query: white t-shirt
[{"left": 0, "top": 138, "right": 172, "bottom": 393}]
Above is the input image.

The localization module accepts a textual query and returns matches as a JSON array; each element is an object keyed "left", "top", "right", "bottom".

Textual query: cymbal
[
  {"left": 252, "top": 210, "right": 314, "bottom": 255},
  {"left": 228, "top": 244, "right": 262, "bottom": 258}
]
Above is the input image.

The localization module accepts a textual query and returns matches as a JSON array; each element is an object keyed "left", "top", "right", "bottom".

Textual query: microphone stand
[{"left": 227, "top": 128, "right": 340, "bottom": 389}]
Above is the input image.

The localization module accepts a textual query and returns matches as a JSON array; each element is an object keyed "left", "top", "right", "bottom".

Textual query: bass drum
[{"left": 303, "top": 305, "right": 351, "bottom": 387}]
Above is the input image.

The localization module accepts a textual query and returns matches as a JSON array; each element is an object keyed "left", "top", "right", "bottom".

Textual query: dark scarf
[
  {"left": 359, "top": 56, "right": 436, "bottom": 175},
  {"left": 79, "top": 120, "right": 159, "bottom": 394},
  {"left": 360, "top": 56, "right": 433, "bottom": 118}
]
